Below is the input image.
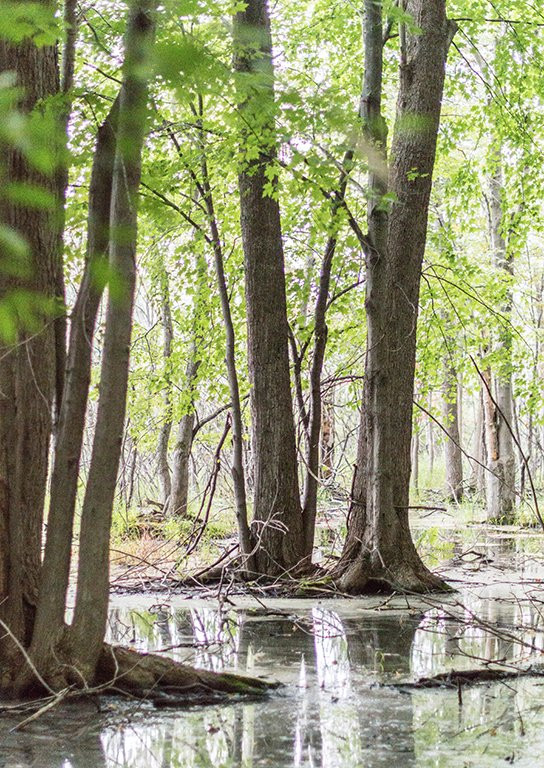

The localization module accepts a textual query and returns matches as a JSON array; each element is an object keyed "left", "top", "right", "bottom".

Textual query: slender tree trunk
[
  {"left": 157, "top": 266, "right": 174, "bottom": 505},
  {"left": 25, "top": 98, "right": 120, "bottom": 676},
  {"left": 336, "top": 0, "right": 455, "bottom": 593},
  {"left": 302, "top": 156, "right": 353, "bottom": 558},
  {"left": 320, "top": 389, "right": 335, "bottom": 480},
  {"left": 233, "top": 0, "right": 304, "bottom": 575},
  {"left": 167, "top": 347, "right": 200, "bottom": 517},
  {"left": 484, "top": 154, "right": 516, "bottom": 523},
  {"left": 70, "top": 0, "right": 156, "bottom": 679},
  {"left": 0, "top": 9, "right": 60, "bottom": 646},
  {"left": 53, "top": 0, "right": 79, "bottom": 423},
  {"left": 198, "top": 116, "right": 254, "bottom": 568},
  {"left": 469, "top": 388, "right": 486, "bottom": 497},
  {"left": 443, "top": 361, "right": 463, "bottom": 502}
]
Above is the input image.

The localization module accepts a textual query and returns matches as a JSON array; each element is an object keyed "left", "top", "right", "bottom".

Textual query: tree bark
[
  {"left": 302, "top": 156, "right": 353, "bottom": 558},
  {"left": 484, "top": 153, "right": 516, "bottom": 523},
  {"left": 157, "top": 265, "right": 174, "bottom": 505},
  {"left": 0, "top": 4, "right": 60, "bottom": 644},
  {"left": 233, "top": 0, "right": 304, "bottom": 575},
  {"left": 198, "top": 120, "right": 254, "bottom": 567},
  {"left": 26, "top": 98, "right": 119, "bottom": 675},
  {"left": 69, "top": 0, "right": 156, "bottom": 680},
  {"left": 336, "top": 0, "right": 456, "bottom": 593},
  {"left": 442, "top": 361, "right": 463, "bottom": 502},
  {"left": 167, "top": 346, "right": 200, "bottom": 517}
]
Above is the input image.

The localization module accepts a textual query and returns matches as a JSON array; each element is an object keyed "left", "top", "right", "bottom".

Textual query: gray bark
[
  {"left": 233, "top": 0, "right": 304, "bottom": 575},
  {"left": 337, "top": 0, "right": 456, "bottom": 593},
  {"left": 198, "top": 125, "right": 254, "bottom": 567},
  {"left": 484, "top": 154, "right": 516, "bottom": 523},
  {"left": 157, "top": 267, "right": 173, "bottom": 505},
  {"left": 443, "top": 362, "right": 463, "bottom": 502},
  {"left": 167, "top": 348, "right": 200, "bottom": 517}
]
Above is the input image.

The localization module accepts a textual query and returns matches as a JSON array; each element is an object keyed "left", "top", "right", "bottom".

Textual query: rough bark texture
[
  {"left": 0, "top": 8, "right": 59, "bottom": 645},
  {"left": 336, "top": 0, "right": 455, "bottom": 594},
  {"left": 70, "top": 0, "right": 156, "bottom": 680},
  {"left": 442, "top": 362, "right": 463, "bottom": 502},
  {"left": 484, "top": 156, "right": 516, "bottom": 523},
  {"left": 233, "top": 0, "right": 304, "bottom": 575}
]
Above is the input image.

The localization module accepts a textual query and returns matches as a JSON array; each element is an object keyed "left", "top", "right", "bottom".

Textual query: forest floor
[{"left": 3, "top": 513, "right": 544, "bottom": 766}]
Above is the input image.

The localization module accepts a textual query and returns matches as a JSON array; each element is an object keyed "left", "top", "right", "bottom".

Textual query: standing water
[{"left": 2, "top": 527, "right": 544, "bottom": 767}]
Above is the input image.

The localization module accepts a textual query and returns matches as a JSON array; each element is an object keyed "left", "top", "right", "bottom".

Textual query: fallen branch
[{"left": 391, "top": 665, "right": 544, "bottom": 689}]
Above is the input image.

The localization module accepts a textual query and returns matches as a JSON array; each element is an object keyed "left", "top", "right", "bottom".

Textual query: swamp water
[{"left": 3, "top": 526, "right": 544, "bottom": 767}]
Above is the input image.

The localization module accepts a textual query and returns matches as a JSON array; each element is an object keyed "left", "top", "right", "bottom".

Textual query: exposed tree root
[
  {"left": 2, "top": 640, "right": 278, "bottom": 705},
  {"left": 332, "top": 550, "right": 452, "bottom": 595}
]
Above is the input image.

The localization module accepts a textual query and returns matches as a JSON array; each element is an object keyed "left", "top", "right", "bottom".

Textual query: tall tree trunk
[
  {"left": 469, "top": 388, "right": 486, "bottom": 497},
  {"left": 26, "top": 98, "right": 120, "bottom": 674},
  {"left": 443, "top": 361, "right": 463, "bottom": 502},
  {"left": 156, "top": 265, "right": 174, "bottom": 505},
  {"left": 336, "top": 0, "right": 456, "bottom": 593},
  {"left": 484, "top": 153, "right": 516, "bottom": 523},
  {"left": 196, "top": 105, "right": 253, "bottom": 567},
  {"left": 302, "top": 157, "right": 353, "bottom": 558},
  {"left": 0, "top": 4, "right": 60, "bottom": 645},
  {"left": 233, "top": 0, "right": 304, "bottom": 575},
  {"left": 70, "top": 0, "right": 156, "bottom": 679}
]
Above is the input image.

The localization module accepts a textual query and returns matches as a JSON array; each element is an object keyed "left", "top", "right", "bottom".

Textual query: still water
[{"left": 3, "top": 528, "right": 544, "bottom": 767}]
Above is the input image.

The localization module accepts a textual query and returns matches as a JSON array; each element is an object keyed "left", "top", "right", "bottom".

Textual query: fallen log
[{"left": 390, "top": 665, "right": 544, "bottom": 689}]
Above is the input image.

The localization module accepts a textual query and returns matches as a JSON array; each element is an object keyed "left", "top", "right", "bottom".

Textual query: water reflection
[
  {"left": 4, "top": 531, "right": 544, "bottom": 767},
  {"left": 98, "top": 587, "right": 544, "bottom": 767}
]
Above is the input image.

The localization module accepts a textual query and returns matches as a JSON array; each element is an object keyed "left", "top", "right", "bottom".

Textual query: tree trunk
[
  {"left": 69, "top": 0, "right": 156, "bottom": 680},
  {"left": 233, "top": 0, "right": 304, "bottom": 575},
  {"left": 167, "top": 348, "right": 200, "bottom": 517},
  {"left": 157, "top": 265, "right": 174, "bottom": 505},
  {"left": 443, "top": 361, "right": 463, "bottom": 502},
  {"left": 484, "top": 153, "right": 516, "bottom": 523},
  {"left": 336, "top": 0, "right": 455, "bottom": 594},
  {"left": 27, "top": 98, "right": 120, "bottom": 675},
  {"left": 469, "top": 388, "right": 486, "bottom": 497},
  {"left": 302, "top": 156, "right": 353, "bottom": 558},
  {"left": 199, "top": 128, "right": 254, "bottom": 568},
  {"left": 320, "top": 389, "right": 335, "bottom": 480},
  {"left": 0, "top": 6, "right": 60, "bottom": 645}
]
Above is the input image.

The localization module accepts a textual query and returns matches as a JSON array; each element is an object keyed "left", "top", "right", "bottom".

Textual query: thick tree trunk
[
  {"left": 443, "top": 361, "right": 463, "bottom": 502},
  {"left": 0, "top": 10, "right": 60, "bottom": 645},
  {"left": 233, "top": 0, "right": 304, "bottom": 575},
  {"left": 69, "top": 0, "right": 156, "bottom": 680},
  {"left": 336, "top": 0, "right": 455, "bottom": 594},
  {"left": 484, "top": 155, "right": 516, "bottom": 523}
]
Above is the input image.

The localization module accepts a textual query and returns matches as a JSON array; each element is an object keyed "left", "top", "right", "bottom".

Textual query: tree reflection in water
[{"left": 5, "top": 590, "right": 544, "bottom": 767}]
